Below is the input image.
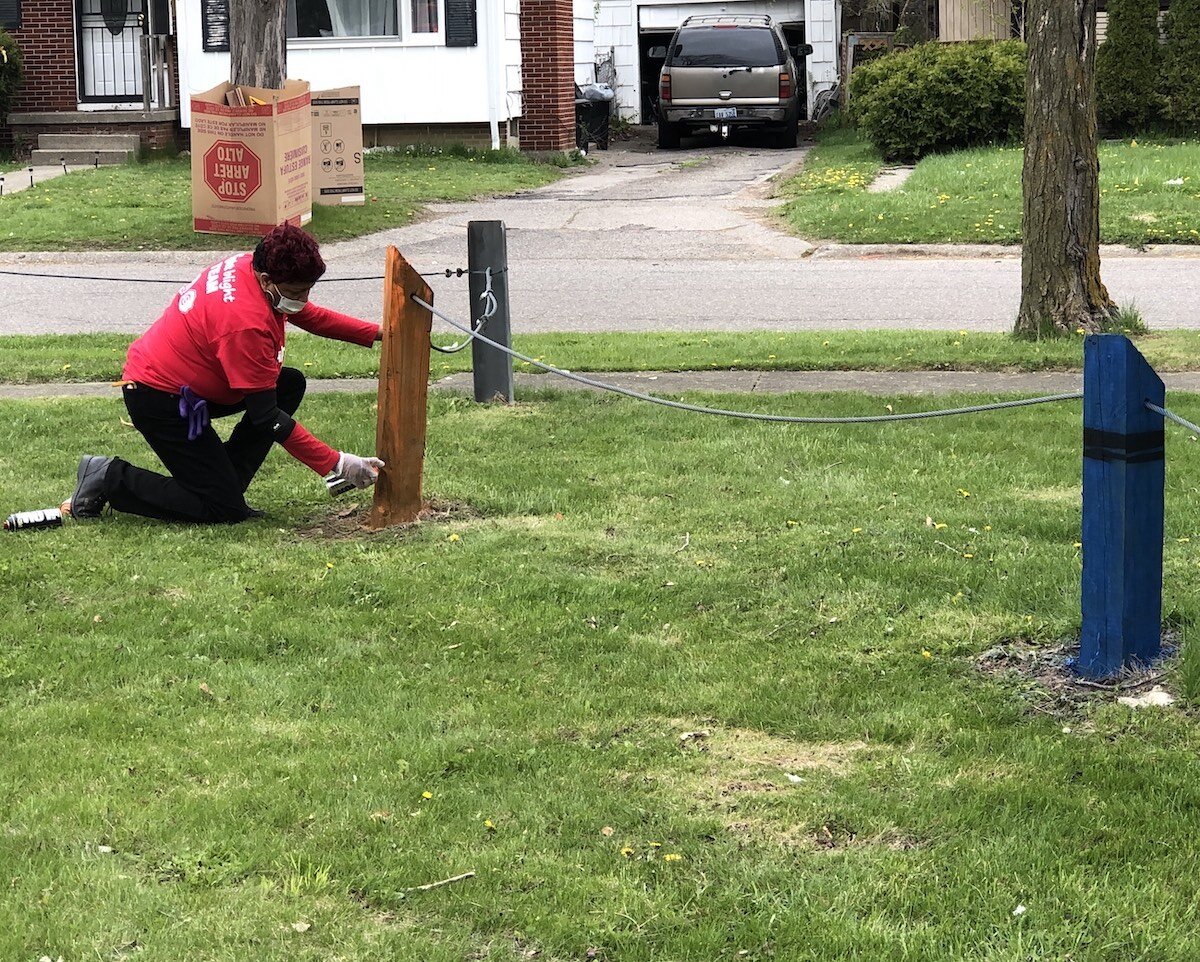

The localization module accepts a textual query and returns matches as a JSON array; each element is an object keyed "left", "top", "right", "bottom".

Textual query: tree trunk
[
  {"left": 230, "top": 0, "right": 288, "bottom": 89},
  {"left": 1015, "top": 0, "right": 1117, "bottom": 338}
]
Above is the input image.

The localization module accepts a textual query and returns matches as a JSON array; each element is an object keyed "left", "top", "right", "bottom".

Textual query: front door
[{"left": 76, "top": 0, "right": 147, "bottom": 103}]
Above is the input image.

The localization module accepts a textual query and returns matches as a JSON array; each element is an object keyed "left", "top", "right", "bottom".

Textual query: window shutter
[
  {"left": 0, "top": 0, "right": 21, "bottom": 30},
  {"left": 445, "top": 0, "right": 477, "bottom": 47},
  {"left": 202, "top": 0, "right": 230, "bottom": 52}
]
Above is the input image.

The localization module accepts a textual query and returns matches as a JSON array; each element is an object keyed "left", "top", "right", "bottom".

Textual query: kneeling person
[{"left": 69, "top": 224, "right": 384, "bottom": 524}]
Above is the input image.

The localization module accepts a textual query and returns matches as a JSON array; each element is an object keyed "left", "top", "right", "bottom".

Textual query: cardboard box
[
  {"left": 190, "top": 79, "right": 313, "bottom": 236},
  {"left": 311, "top": 86, "right": 365, "bottom": 206}
]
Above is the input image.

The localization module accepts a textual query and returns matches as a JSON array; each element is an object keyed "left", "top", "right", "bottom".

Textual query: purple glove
[{"left": 179, "top": 386, "right": 210, "bottom": 442}]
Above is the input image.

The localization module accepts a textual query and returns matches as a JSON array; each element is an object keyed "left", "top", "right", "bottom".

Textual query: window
[
  {"left": 288, "top": 0, "right": 399, "bottom": 38},
  {"left": 0, "top": 0, "right": 22, "bottom": 29},
  {"left": 411, "top": 0, "right": 438, "bottom": 32},
  {"left": 669, "top": 27, "right": 784, "bottom": 68}
]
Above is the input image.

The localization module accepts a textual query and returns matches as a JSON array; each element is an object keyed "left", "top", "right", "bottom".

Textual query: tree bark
[
  {"left": 1015, "top": 0, "right": 1117, "bottom": 338},
  {"left": 230, "top": 0, "right": 288, "bottom": 89}
]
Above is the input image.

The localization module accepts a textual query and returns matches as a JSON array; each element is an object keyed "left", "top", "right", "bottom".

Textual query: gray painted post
[
  {"left": 1079, "top": 334, "right": 1166, "bottom": 679},
  {"left": 468, "top": 220, "right": 514, "bottom": 403}
]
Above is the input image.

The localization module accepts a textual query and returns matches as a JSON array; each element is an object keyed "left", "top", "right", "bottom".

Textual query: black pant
[{"left": 105, "top": 368, "right": 307, "bottom": 524}]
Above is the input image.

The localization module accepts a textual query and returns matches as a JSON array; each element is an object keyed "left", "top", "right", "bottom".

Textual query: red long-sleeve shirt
[{"left": 124, "top": 253, "right": 379, "bottom": 474}]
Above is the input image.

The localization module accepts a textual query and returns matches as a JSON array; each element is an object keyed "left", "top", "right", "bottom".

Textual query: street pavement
[{"left": 2, "top": 129, "right": 1198, "bottom": 336}]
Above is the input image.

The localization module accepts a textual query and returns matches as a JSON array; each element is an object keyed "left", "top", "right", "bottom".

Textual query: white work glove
[{"left": 324, "top": 452, "right": 385, "bottom": 495}]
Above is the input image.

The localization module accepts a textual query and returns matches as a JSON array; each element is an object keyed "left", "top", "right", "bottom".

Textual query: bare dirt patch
[
  {"left": 650, "top": 723, "right": 905, "bottom": 851},
  {"left": 297, "top": 498, "right": 479, "bottom": 541},
  {"left": 976, "top": 637, "right": 1179, "bottom": 717}
]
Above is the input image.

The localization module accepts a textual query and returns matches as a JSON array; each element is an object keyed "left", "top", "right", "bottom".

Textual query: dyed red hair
[{"left": 252, "top": 223, "right": 326, "bottom": 284}]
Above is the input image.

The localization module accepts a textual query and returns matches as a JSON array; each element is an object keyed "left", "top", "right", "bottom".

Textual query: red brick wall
[
  {"left": 8, "top": 120, "right": 178, "bottom": 158},
  {"left": 519, "top": 0, "right": 575, "bottom": 152},
  {"left": 9, "top": 0, "right": 79, "bottom": 112}
]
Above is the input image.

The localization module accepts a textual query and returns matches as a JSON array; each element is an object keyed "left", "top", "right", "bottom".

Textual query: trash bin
[{"left": 575, "top": 83, "right": 615, "bottom": 151}]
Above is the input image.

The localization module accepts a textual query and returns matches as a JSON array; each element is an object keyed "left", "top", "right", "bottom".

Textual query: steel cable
[
  {"left": 1146, "top": 402, "right": 1200, "bottom": 436},
  {"left": 413, "top": 295, "right": 1084, "bottom": 425},
  {"left": 0, "top": 267, "right": 499, "bottom": 284}
]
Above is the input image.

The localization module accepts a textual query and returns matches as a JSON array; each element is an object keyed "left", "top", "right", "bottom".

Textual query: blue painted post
[{"left": 1079, "top": 334, "right": 1165, "bottom": 679}]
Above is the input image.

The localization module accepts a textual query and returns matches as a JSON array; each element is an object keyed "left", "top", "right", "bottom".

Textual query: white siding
[
  {"left": 176, "top": 0, "right": 524, "bottom": 127},
  {"left": 505, "top": 0, "right": 523, "bottom": 116},
  {"left": 575, "top": 0, "right": 597, "bottom": 84},
  {"left": 804, "top": 0, "right": 838, "bottom": 117},
  {"left": 595, "top": 0, "right": 639, "bottom": 118}
]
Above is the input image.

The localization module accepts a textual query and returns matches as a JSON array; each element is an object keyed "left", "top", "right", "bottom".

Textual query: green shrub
[
  {"left": 0, "top": 30, "right": 21, "bottom": 123},
  {"left": 1162, "top": 0, "right": 1200, "bottom": 129},
  {"left": 846, "top": 52, "right": 893, "bottom": 126},
  {"left": 1096, "top": 0, "right": 1164, "bottom": 133},
  {"left": 849, "top": 41, "right": 1026, "bottom": 162}
]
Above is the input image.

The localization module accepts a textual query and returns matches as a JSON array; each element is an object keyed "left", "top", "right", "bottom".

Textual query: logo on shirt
[
  {"left": 178, "top": 290, "right": 197, "bottom": 314},
  {"left": 277, "top": 348, "right": 285, "bottom": 365},
  {"left": 205, "top": 255, "right": 240, "bottom": 304}
]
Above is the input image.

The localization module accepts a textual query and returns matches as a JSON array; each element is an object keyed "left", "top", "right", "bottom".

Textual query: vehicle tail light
[
  {"left": 660, "top": 72, "right": 672, "bottom": 103},
  {"left": 779, "top": 71, "right": 793, "bottom": 100}
]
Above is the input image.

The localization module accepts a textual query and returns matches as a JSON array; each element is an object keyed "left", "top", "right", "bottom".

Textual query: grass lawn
[
  {"left": 0, "top": 150, "right": 566, "bottom": 252},
  {"left": 5, "top": 387, "right": 1200, "bottom": 959},
  {"left": 4, "top": 329, "right": 1200, "bottom": 385},
  {"left": 779, "top": 127, "right": 1200, "bottom": 246}
]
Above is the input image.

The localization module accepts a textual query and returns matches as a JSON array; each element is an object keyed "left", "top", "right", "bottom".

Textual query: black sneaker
[
  {"left": 68, "top": 454, "right": 112, "bottom": 520},
  {"left": 245, "top": 507, "right": 266, "bottom": 520}
]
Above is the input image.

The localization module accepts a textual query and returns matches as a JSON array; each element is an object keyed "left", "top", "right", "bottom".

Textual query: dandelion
[
  {"left": 421, "top": 791, "right": 433, "bottom": 800},
  {"left": 621, "top": 847, "right": 634, "bottom": 858},
  {"left": 484, "top": 819, "right": 496, "bottom": 830},
  {"left": 448, "top": 533, "right": 461, "bottom": 542},
  {"left": 852, "top": 527, "right": 862, "bottom": 534},
  {"left": 663, "top": 853, "right": 683, "bottom": 862},
  {"left": 957, "top": 489, "right": 971, "bottom": 498},
  {"left": 650, "top": 841, "right": 662, "bottom": 848},
  {"left": 922, "top": 650, "right": 933, "bottom": 659}
]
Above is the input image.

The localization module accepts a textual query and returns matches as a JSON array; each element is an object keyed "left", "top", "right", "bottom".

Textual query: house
[
  {"left": 176, "top": 0, "right": 582, "bottom": 153},
  {"left": 2, "top": 0, "right": 588, "bottom": 159},
  {"left": 591, "top": 0, "right": 842, "bottom": 122},
  {"left": 0, "top": 0, "right": 180, "bottom": 160}
]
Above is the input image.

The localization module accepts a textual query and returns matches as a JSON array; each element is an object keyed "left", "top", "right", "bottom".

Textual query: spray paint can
[{"left": 3, "top": 507, "right": 66, "bottom": 531}]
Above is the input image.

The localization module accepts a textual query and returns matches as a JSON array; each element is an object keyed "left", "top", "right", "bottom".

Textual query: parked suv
[{"left": 655, "top": 15, "right": 809, "bottom": 149}]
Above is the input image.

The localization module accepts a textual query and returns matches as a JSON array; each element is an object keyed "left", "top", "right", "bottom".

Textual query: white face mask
[{"left": 268, "top": 283, "right": 307, "bottom": 315}]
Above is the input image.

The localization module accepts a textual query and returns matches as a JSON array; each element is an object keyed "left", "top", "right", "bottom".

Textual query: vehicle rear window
[{"left": 669, "top": 26, "right": 782, "bottom": 68}]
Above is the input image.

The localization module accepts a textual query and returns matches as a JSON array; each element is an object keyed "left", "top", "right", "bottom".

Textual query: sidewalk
[
  {"left": 0, "top": 164, "right": 71, "bottom": 196},
  {"left": 8, "top": 368, "right": 1200, "bottom": 400}
]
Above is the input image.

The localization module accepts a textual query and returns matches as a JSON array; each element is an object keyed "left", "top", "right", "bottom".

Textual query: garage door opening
[
  {"left": 779, "top": 22, "right": 807, "bottom": 116},
  {"left": 638, "top": 30, "right": 674, "bottom": 123}
]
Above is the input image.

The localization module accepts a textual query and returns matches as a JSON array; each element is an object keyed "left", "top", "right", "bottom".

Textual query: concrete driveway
[{"left": 2, "top": 128, "right": 1198, "bottom": 335}]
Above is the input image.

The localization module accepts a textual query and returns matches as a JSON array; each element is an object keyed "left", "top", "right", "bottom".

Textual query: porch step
[
  {"left": 29, "top": 148, "right": 136, "bottom": 167},
  {"left": 37, "top": 132, "right": 142, "bottom": 151}
]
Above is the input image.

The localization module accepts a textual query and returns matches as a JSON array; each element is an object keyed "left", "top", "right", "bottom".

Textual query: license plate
[{"left": 714, "top": 107, "right": 737, "bottom": 119}]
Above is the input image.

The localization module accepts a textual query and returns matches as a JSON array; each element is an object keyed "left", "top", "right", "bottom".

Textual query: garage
[{"left": 594, "top": 0, "right": 839, "bottom": 123}]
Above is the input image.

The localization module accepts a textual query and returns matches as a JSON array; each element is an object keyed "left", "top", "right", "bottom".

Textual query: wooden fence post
[
  {"left": 1078, "top": 334, "right": 1165, "bottom": 678},
  {"left": 367, "top": 246, "right": 433, "bottom": 529}
]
